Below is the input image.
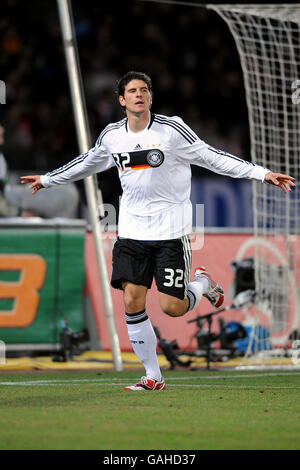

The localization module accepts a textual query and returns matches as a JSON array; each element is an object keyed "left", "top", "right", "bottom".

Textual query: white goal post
[
  {"left": 57, "top": 0, "right": 123, "bottom": 371},
  {"left": 207, "top": 4, "right": 300, "bottom": 366}
]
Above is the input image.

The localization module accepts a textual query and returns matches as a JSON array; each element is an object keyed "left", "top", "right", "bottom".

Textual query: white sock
[
  {"left": 186, "top": 277, "right": 209, "bottom": 311},
  {"left": 126, "top": 310, "right": 162, "bottom": 382}
]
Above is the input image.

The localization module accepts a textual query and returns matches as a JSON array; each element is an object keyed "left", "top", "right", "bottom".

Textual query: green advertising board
[{"left": 0, "top": 219, "right": 86, "bottom": 347}]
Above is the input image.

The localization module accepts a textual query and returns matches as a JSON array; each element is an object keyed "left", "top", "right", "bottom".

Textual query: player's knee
[
  {"left": 124, "top": 294, "right": 144, "bottom": 313},
  {"left": 123, "top": 284, "right": 146, "bottom": 313},
  {"left": 161, "top": 302, "right": 185, "bottom": 317}
]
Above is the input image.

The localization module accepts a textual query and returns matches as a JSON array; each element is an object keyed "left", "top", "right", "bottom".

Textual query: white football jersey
[{"left": 41, "top": 112, "right": 269, "bottom": 240}]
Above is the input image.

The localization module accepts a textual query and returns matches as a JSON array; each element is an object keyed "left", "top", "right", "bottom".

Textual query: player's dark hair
[{"left": 117, "top": 71, "right": 153, "bottom": 97}]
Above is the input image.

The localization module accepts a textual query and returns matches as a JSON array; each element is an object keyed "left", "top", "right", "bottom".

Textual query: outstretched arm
[
  {"left": 264, "top": 172, "right": 295, "bottom": 193},
  {"left": 20, "top": 175, "right": 43, "bottom": 194},
  {"left": 20, "top": 137, "right": 115, "bottom": 194},
  {"left": 172, "top": 117, "right": 296, "bottom": 192}
]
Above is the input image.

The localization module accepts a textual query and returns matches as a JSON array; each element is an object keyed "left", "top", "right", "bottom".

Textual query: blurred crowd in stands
[{"left": 0, "top": 0, "right": 250, "bottom": 218}]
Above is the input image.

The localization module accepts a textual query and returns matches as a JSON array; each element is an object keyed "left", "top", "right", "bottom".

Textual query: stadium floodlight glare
[
  {"left": 56, "top": 0, "right": 123, "bottom": 371},
  {"left": 207, "top": 4, "right": 300, "bottom": 367}
]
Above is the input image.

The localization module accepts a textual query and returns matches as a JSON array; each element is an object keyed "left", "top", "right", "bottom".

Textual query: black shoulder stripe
[
  {"left": 154, "top": 120, "right": 194, "bottom": 144},
  {"left": 97, "top": 119, "right": 126, "bottom": 147},
  {"left": 153, "top": 117, "right": 196, "bottom": 144},
  {"left": 154, "top": 114, "right": 197, "bottom": 143},
  {"left": 148, "top": 113, "right": 155, "bottom": 129},
  {"left": 207, "top": 147, "right": 254, "bottom": 166},
  {"left": 97, "top": 120, "right": 126, "bottom": 146}
]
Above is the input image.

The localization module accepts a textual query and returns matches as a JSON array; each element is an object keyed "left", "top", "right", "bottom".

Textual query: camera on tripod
[
  {"left": 194, "top": 316, "right": 247, "bottom": 352},
  {"left": 230, "top": 257, "right": 255, "bottom": 295},
  {"left": 52, "top": 318, "right": 89, "bottom": 362}
]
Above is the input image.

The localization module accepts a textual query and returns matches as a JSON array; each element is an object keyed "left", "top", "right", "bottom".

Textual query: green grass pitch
[{"left": 0, "top": 368, "right": 299, "bottom": 450}]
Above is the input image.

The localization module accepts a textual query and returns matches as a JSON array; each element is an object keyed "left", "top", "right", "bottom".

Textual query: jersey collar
[{"left": 125, "top": 113, "right": 155, "bottom": 133}]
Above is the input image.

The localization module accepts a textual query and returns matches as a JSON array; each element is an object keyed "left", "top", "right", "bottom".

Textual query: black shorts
[{"left": 111, "top": 236, "right": 191, "bottom": 300}]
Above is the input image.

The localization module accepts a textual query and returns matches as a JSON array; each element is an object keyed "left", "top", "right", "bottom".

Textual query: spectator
[
  {"left": 0, "top": 123, "right": 79, "bottom": 218},
  {"left": 0, "top": 123, "right": 19, "bottom": 216}
]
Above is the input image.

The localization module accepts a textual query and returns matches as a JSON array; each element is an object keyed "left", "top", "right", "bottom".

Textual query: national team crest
[
  {"left": 112, "top": 148, "right": 165, "bottom": 171},
  {"left": 146, "top": 149, "right": 164, "bottom": 167}
]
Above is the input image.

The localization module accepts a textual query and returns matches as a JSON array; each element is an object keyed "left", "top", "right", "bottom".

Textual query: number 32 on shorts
[{"left": 163, "top": 268, "right": 184, "bottom": 288}]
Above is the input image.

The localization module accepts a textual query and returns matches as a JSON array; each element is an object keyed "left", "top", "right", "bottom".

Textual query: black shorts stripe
[{"left": 181, "top": 235, "right": 191, "bottom": 296}]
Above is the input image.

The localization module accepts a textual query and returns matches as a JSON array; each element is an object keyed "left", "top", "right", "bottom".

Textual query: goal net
[{"left": 207, "top": 4, "right": 300, "bottom": 367}]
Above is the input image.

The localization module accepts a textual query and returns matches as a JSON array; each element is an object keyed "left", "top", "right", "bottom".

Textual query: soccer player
[{"left": 21, "top": 71, "right": 295, "bottom": 391}]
